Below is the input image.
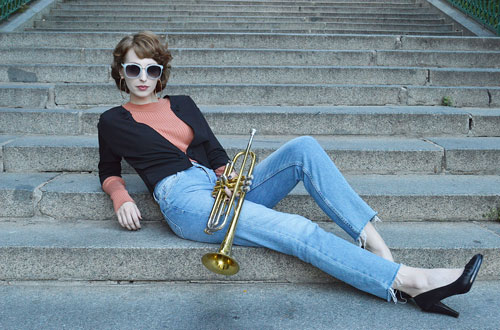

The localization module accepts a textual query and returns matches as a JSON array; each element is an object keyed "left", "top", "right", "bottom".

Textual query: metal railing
[
  {"left": 446, "top": 0, "right": 500, "bottom": 35},
  {"left": 1, "top": 0, "right": 34, "bottom": 22}
]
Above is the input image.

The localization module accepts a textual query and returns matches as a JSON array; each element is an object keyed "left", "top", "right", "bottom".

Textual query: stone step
[
  {"left": 0, "top": 220, "right": 499, "bottom": 281},
  {"left": 1, "top": 64, "right": 498, "bottom": 87},
  {"left": 47, "top": 13, "right": 444, "bottom": 22},
  {"left": 31, "top": 21, "right": 455, "bottom": 33},
  {"left": 24, "top": 27, "right": 464, "bottom": 36},
  {"left": 2, "top": 32, "right": 499, "bottom": 51},
  {"left": 1, "top": 172, "right": 499, "bottom": 221},
  {"left": 49, "top": 8, "right": 433, "bottom": 16},
  {"left": 2, "top": 47, "right": 498, "bottom": 69},
  {"left": 4, "top": 105, "right": 499, "bottom": 137},
  {"left": 62, "top": 0, "right": 420, "bottom": 3},
  {"left": 0, "top": 83, "right": 52, "bottom": 108},
  {"left": 1, "top": 281, "right": 499, "bottom": 329},
  {"left": 2, "top": 82, "right": 498, "bottom": 108},
  {"left": 56, "top": 3, "right": 425, "bottom": 11},
  {"left": 0, "top": 134, "right": 441, "bottom": 174},
  {"left": 3, "top": 134, "right": 500, "bottom": 175},
  {"left": 43, "top": 15, "right": 447, "bottom": 24}
]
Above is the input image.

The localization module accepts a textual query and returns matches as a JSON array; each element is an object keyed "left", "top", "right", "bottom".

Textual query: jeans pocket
[
  {"left": 192, "top": 162, "right": 216, "bottom": 183},
  {"left": 164, "top": 216, "right": 185, "bottom": 239},
  {"left": 154, "top": 173, "right": 181, "bottom": 203}
]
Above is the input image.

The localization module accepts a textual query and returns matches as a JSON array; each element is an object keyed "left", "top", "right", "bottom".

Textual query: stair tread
[
  {"left": 4, "top": 133, "right": 500, "bottom": 151},
  {"left": 1, "top": 219, "right": 500, "bottom": 250},
  {"left": 1, "top": 172, "right": 498, "bottom": 196},
  {"left": 0, "top": 219, "right": 498, "bottom": 282},
  {"left": 1, "top": 280, "right": 499, "bottom": 329}
]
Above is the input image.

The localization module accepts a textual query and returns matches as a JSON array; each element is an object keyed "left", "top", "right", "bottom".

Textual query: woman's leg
[
  {"left": 245, "top": 136, "right": 392, "bottom": 260},
  {"left": 235, "top": 199, "right": 401, "bottom": 301},
  {"left": 155, "top": 164, "right": 401, "bottom": 301},
  {"left": 155, "top": 162, "right": 478, "bottom": 308},
  {"left": 362, "top": 221, "right": 394, "bottom": 262}
]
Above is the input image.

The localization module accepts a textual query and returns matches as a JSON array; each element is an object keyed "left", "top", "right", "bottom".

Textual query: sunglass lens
[
  {"left": 147, "top": 65, "right": 162, "bottom": 79},
  {"left": 125, "top": 64, "right": 141, "bottom": 78}
]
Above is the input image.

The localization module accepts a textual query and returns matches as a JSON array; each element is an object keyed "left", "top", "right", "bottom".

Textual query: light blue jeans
[{"left": 154, "top": 136, "right": 400, "bottom": 301}]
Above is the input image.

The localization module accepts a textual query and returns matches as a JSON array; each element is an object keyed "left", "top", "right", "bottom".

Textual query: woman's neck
[
  {"left": 129, "top": 94, "right": 159, "bottom": 105},
  {"left": 124, "top": 97, "right": 169, "bottom": 113}
]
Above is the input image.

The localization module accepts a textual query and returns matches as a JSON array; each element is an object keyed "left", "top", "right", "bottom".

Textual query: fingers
[
  {"left": 224, "top": 186, "right": 233, "bottom": 198},
  {"left": 116, "top": 202, "right": 142, "bottom": 231}
]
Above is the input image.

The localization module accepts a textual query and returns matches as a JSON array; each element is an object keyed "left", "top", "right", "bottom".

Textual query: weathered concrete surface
[
  {"left": 1, "top": 63, "right": 498, "bottom": 86},
  {"left": 48, "top": 82, "right": 500, "bottom": 108},
  {"left": 2, "top": 32, "right": 499, "bottom": 50},
  {"left": 38, "top": 173, "right": 158, "bottom": 221},
  {"left": 3, "top": 47, "right": 499, "bottom": 68},
  {"left": 0, "top": 108, "right": 80, "bottom": 135},
  {"left": 203, "top": 105, "right": 472, "bottom": 137},
  {"left": 54, "top": 83, "right": 406, "bottom": 107},
  {"left": 0, "top": 220, "right": 499, "bottom": 281},
  {"left": 2, "top": 106, "right": 475, "bottom": 137},
  {"left": 429, "top": 137, "right": 500, "bottom": 174},
  {"left": 1, "top": 134, "right": 446, "bottom": 174},
  {"left": 0, "top": 83, "right": 52, "bottom": 108},
  {"left": 0, "top": 135, "right": 17, "bottom": 172},
  {"left": 375, "top": 50, "right": 500, "bottom": 68},
  {"left": 32, "top": 20, "right": 455, "bottom": 33},
  {"left": 468, "top": 108, "right": 500, "bottom": 137},
  {"left": 407, "top": 86, "right": 494, "bottom": 107},
  {"left": 0, "top": 64, "right": 108, "bottom": 83},
  {"left": 3, "top": 135, "right": 100, "bottom": 172},
  {"left": 30, "top": 173, "right": 500, "bottom": 221},
  {"left": 1, "top": 281, "right": 499, "bottom": 330},
  {"left": 0, "top": 173, "right": 58, "bottom": 217}
]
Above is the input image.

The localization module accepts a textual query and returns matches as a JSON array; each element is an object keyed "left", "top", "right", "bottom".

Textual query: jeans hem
[{"left": 387, "top": 263, "right": 402, "bottom": 302}]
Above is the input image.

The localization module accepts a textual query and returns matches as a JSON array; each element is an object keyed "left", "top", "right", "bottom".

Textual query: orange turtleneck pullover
[{"left": 102, "top": 98, "right": 224, "bottom": 212}]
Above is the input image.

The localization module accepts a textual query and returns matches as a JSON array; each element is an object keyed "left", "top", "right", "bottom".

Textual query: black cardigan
[{"left": 97, "top": 95, "right": 230, "bottom": 194}]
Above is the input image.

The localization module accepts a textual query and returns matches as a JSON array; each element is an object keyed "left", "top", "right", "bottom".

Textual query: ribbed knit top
[{"left": 124, "top": 98, "right": 195, "bottom": 154}]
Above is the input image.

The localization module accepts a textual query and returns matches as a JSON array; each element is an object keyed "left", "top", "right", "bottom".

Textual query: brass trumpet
[{"left": 201, "top": 129, "right": 257, "bottom": 275}]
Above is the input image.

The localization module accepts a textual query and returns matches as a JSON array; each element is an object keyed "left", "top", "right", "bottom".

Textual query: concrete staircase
[{"left": 1, "top": 0, "right": 500, "bottom": 327}]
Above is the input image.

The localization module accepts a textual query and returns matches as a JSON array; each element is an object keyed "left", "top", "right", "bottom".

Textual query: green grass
[
  {"left": 442, "top": 96, "right": 453, "bottom": 106},
  {"left": 483, "top": 204, "right": 500, "bottom": 221}
]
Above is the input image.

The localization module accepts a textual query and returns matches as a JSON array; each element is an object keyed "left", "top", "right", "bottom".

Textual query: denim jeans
[{"left": 154, "top": 136, "right": 400, "bottom": 301}]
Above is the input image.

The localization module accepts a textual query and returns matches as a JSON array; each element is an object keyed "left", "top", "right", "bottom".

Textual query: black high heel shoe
[{"left": 401, "top": 254, "right": 483, "bottom": 318}]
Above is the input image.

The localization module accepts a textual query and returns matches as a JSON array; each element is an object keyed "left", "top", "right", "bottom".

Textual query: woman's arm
[
  {"left": 98, "top": 123, "right": 141, "bottom": 230},
  {"left": 102, "top": 177, "right": 142, "bottom": 231}
]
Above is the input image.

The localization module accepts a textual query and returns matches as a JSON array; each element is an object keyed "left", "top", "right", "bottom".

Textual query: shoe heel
[{"left": 425, "top": 301, "right": 459, "bottom": 318}]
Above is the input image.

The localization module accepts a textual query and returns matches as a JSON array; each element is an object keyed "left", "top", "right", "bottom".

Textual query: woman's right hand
[{"left": 116, "top": 201, "right": 142, "bottom": 230}]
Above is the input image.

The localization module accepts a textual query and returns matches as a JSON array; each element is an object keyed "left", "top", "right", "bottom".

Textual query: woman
[{"left": 98, "top": 31, "right": 482, "bottom": 318}]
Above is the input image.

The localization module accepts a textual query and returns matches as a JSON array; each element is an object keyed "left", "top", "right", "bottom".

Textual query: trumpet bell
[{"left": 201, "top": 252, "right": 240, "bottom": 276}]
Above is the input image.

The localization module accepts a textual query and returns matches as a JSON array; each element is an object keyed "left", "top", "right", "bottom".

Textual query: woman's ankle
[
  {"left": 361, "top": 221, "right": 394, "bottom": 262},
  {"left": 393, "top": 266, "right": 464, "bottom": 297}
]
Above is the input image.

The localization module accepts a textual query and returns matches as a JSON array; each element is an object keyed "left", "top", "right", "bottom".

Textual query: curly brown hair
[{"left": 111, "top": 31, "right": 173, "bottom": 94}]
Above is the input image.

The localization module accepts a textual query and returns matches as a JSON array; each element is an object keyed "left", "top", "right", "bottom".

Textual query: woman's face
[{"left": 120, "top": 48, "right": 161, "bottom": 105}]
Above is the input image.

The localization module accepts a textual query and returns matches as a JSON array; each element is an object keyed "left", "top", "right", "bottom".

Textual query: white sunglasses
[{"left": 121, "top": 63, "right": 164, "bottom": 79}]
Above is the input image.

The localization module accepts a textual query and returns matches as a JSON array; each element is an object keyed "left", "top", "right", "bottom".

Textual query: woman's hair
[{"left": 111, "top": 31, "right": 173, "bottom": 94}]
